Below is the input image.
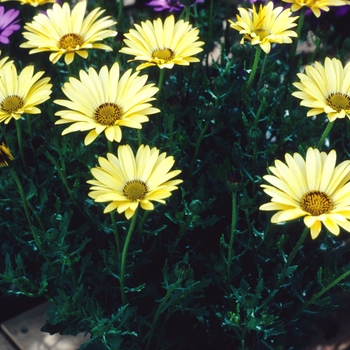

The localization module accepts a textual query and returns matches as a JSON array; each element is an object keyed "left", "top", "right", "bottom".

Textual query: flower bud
[{"left": 175, "top": 261, "right": 193, "bottom": 280}]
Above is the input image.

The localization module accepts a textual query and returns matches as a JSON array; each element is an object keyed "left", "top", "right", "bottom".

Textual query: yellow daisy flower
[
  {"left": 0, "top": 0, "right": 55, "bottom": 6},
  {"left": 228, "top": 2, "right": 299, "bottom": 54},
  {"left": 282, "top": 0, "right": 350, "bottom": 18},
  {"left": 20, "top": 1, "right": 117, "bottom": 65},
  {"left": 0, "top": 64, "right": 52, "bottom": 124},
  {"left": 292, "top": 57, "right": 350, "bottom": 122},
  {"left": 87, "top": 144, "right": 183, "bottom": 219},
  {"left": 54, "top": 62, "right": 160, "bottom": 145},
  {"left": 119, "top": 15, "right": 204, "bottom": 70},
  {"left": 0, "top": 142, "right": 14, "bottom": 167},
  {"left": 260, "top": 148, "right": 350, "bottom": 240}
]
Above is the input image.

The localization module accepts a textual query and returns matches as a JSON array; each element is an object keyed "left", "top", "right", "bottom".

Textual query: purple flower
[
  {"left": 335, "top": 5, "right": 350, "bottom": 16},
  {"left": 146, "top": 0, "right": 204, "bottom": 12},
  {"left": 0, "top": 6, "right": 20, "bottom": 44}
]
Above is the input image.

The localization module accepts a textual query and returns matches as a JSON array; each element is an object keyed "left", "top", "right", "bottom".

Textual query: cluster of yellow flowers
[
  {"left": 228, "top": 0, "right": 350, "bottom": 240},
  {"left": 0, "top": 0, "right": 207, "bottom": 219},
  {"left": 1, "top": 0, "right": 350, "bottom": 238}
]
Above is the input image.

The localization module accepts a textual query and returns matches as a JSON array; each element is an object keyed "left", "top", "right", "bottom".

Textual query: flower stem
[
  {"left": 45, "top": 151, "right": 88, "bottom": 220},
  {"left": 9, "top": 168, "right": 57, "bottom": 275},
  {"left": 120, "top": 208, "right": 139, "bottom": 305},
  {"left": 291, "top": 268, "right": 350, "bottom": 320},
  {"left": 118, "top": 0, "right": 124, "bottom": 31},
  {"left": 245, "top": 46, "right": 262, "bottom": 93},
  {"left": 227, "top": 191, "right": 237, "bottom": 285},
  {"left": 290, "top": 8, "right": 306, "bottom": 65},
  {"left": 188, "top": 120, "right": 210, "bottom": 175},
  {"left": 316, "top": 121, "right": 334, "bottom": 149},
  {"left": 257, "top": 226, "right": 309, "bottom": 311},
  {"left": 144, "top": 278, "right": 183, "bottom": 350}
]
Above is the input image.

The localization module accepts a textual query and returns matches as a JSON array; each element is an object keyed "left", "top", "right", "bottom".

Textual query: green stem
[
  {"left": 245, "top": 46, "right": 262, "bottom": 93},
  {"left": 108, "top": 140, "right": 115, "bottom": 154},
  {"left": 120, "top": 208, "right": 139, "bottom": 305},
  {"left": 45, "top": 151, "right": 88, "bottom": 219},
  {"left": 144, "top": 278, "right": 182, "bottom": 350},
  {"left": 157, "top": 69, "right": 166, "bottom": 99},
  {"left": 227, "top": 191, "right": 237, "bottom": 285},
  {"left": 256, "top": 53, "right": 268, "bottom": 93},
  {"left": 290, "top": 8, "right": 306, "bottom": 65},
  {"left": 257, "top": 226, "right": 309, "bottom": 311},
  {"left": 117, "top": 0, "right": 124, "bottom": 30},
  {"left": 188, "top": 120, "right": 210, "bottom": 175},
  {"left": 292, "top": 268, "right": 350, "bottom": 320},
  {"left": 316, "top": 121, "right": 334, "bottom": 149},
  {"left": 9, "top": 168, "right": 57, "bottom": 275}
]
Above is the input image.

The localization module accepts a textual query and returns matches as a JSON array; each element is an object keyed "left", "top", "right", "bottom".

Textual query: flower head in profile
[
  {"left": 146, "top": 0, "right": 203, "bottom": 12},
  {"left": 0, "top": 64, "right": 52, "bottom": 124},
  {"left": 0, "top": 0, "right": 55, "bottom": 6},
  {"left": 0, "top": 142, "right": 14, "bottom": 167},
  {"left": 20, "top": 1, "right": 117, "bottom": 64},
  {"left": 282, "top": 0, "right": 350, "bottom": 18},
  {"left": 87, "top": 144, "right": 183, "bottom": 219},
  {"left": 0, "top": 6, "right": 20, "bottom": 44},
  {"left": 292, "top": 57, "right": 350, "bottom": 122},
  {"left": 54, "top": 62, "right": 159, "bottom": 145},
  {"left": 260, "top": 148, "right": 350, "bottom": 239},
  {"left": 228, "top": 2, "right": 299, "bottom": 54},
  {"left": 119, "top": 15, "right": 204, "bottom": 70}
]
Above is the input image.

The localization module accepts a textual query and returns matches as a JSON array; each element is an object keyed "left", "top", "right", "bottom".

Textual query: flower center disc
[
  {"left": 1, "top": 95, "right": 24, "bottom": 113},
  {"left": 300, "top": 190, "right": 333, "bottom": 216},
  {"left": 152, "top": 48, "right": 174, "bottom": 62},
  {"left": 255, "top": 28, "right": 269, "bottom": 40},
  {"left": 123, "top": 180, "right": 148, "bottom": 201},
  {"left": 58, "top": 33, "right": 84, "bottom": 50},
  {"left": 327, "top": 93, "right": 350, "bottom": 112},
  {"left": 94, "top": 103, "right": 123, "bottom": 125}
]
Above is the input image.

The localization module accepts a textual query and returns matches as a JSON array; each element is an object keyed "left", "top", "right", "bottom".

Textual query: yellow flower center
[
  {"left": 152, "top": 48, "right": 175, "bottom": 62},
  {"left": 58, "top": 33, "right": 84, "bottom": 50},
  {"left": 1, "top": 95, "right": 24, "bottom": 113},
  {"left": 123, "top": 180, "right": 148, "bottom": 201},
  {"left": 94, "top": 103, "right": 123, "bottom": 125},
  {"left": 300, "top": 190, "right": 333, "bottom": 216},
  {"left": 326, "top": 93, "right": 350, "bottom": 112},
  {"left": 254, "top": 28, "right": 270, "bottom": 40}
]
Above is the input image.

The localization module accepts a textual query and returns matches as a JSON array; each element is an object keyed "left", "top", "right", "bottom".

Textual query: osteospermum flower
[
  {"left": 20, "top": 1, "right": 117, "bottom": 65},
  {"left": 0, "top": 142, "right": 14, "bottom": 167},
  {"left": 282, "top": 0, "right": 350, "bottom": 18},
  {"left": 228, "top": 2, "right": 299, "bottom": 54},
  {"left": 0, "top": 6, "right": 20, "bottom": 44},
  {"left": 54, "top": 62, "right": 159, "bottom": 145},
  {"left": 0, "top": 64, "right": 52, "bottom": 124},
  {"left": 119, "top": 15, "right": 204, "bottom": 70},
  {"left": 0, "top": 0, "right": 55, "bottom": 6},
  {"left": 87, "top": 144, "right": 183, "bottom": 219},
  {"left": 146, "top": 0, "right": 203, "bottom": 12},
  {"left": 292, "top": 57, "right": 350, "bottom": 122},
  {"left": 260, "top": 148, "right": 350, "bottom": 239}
]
